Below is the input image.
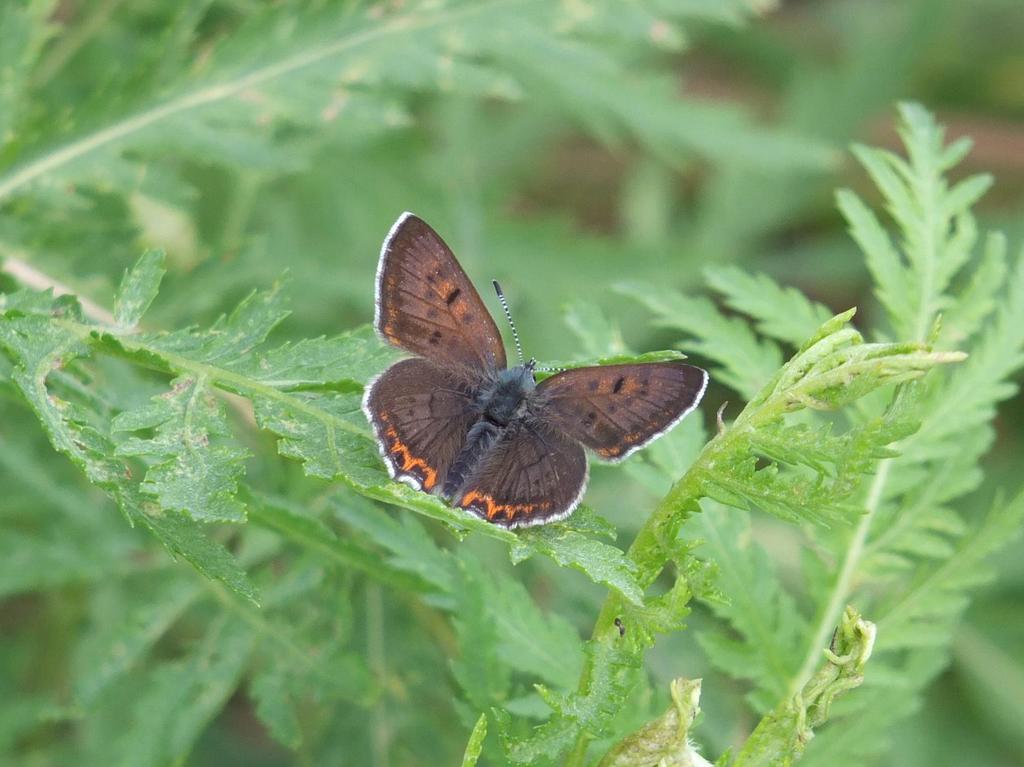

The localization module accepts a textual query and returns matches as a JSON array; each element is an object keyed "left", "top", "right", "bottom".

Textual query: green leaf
[
  {"left": 113, "top": 375, "right": 249, "bottom": 524},
  {"left": 234, "top": 324, "right": 402, "bottom": 390},
  {"left": 113, "top": 249, "right": 165, "bottom": 329},
  {"left": 559, "top": 297, "right": 962, "bottom": 764},
  {"left": 692, "top": 506, "right": 807, "bottom": 712},
  {"left": 72, "top": 574, "right": 201, "bottom": 706},
  {"left": 136, "top": 507, "right": 259, "bottom": 606},
  {"left": 250, "top": 665, "right": 303, "bottom": 750},
  {"left": 842, "top": 102, "right": 993, "bottom": 342},
  {"left": 108, "top": 616, "right": 255, "bottom": 767},
  {"left": 249, "top": 493, "right": 434, "bottom": 594},
  {"left": 617, "top": 281, "right": 781, "bottom": 400},
  {"left": 875, "top": 489, "right": 1024, "bottom": 652},
  {"left": 514, "top": 524, "right": 644, "bottom": 606},
  {"left": 0, "top": 0, "right": 827, "bottom": 212},
  {"left": 0, "top": 0, "right": 56, "bottom": 144},
  {"left": 331, "top": 494, "right": 457, "bottom": 596},
  {"left": 503, "top": 640, "right": 643, "bottom": 764},
  {"left": 484, "top": 569, "right": 584, "bottom": 690},
  {"left": 942, "top": 232, "right": 1007, "bottom": 343},
  {"left": 461, "top": 713, "right": 488, "bottom": 767},
  {"left": 704, "top": 265, "right": 834, "bottom": 347},
  {"left": 191, "top": 282, "right": 292, "bottom": 364},
  {"left": 0, "top": 304, "right": 258, "bottom": 603},
  {"left": 760, "top": 104, "right": 1024, "bottom": 767},
  {"left": 452, "top": 556, "right": 511, "bottom": 711},
  {"left": 563, "top": 299, "right": 627, "bottom": 359}
]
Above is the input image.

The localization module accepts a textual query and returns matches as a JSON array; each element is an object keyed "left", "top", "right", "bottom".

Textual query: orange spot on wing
[
  {"left": 458, "top": 490, "right": 552, "bottom": 522},
  {"left": 378, "top": 412, "right": 438, "bottom": 491}
]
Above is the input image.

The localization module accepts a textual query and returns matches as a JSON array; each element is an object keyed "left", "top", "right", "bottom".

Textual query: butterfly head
[
  {"left": 482, "top": 363, "right": 537, "bottom": 426},
  {"left": 496, "top": 362, "right": 537, "bottom": 392}
]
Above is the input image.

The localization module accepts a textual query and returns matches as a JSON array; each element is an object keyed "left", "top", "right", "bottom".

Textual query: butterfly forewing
[
  {"left": 375, "top": 213, "right": 506, "bottom": 371},
  {"left": 363, "top": 358, "right": 478, "bottom": 492},
  {"left": 454, "top": 419, "right": 588, "bottom": 528},
  {"left": 536, "top": 362, "right": 708, "bottom": 462}
]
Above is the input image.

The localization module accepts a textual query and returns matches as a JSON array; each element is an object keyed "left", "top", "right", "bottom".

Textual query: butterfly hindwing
[
  {"left": 536, "top": 362, "right": 708, "bottom": 462},
  {"left": 362, "top": 358, "right": 479, "bottom": 492},
  {"left": 454, "top": 418, "right": 588, "bottom": 528},
  {"left": 375, "top": 213, "right": 506, "bottom": 372}
]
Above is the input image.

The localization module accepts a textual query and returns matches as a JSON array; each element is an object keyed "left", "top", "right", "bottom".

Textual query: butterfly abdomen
[{"left": 442, "top": 419, "right": 501, "bottom": 498}]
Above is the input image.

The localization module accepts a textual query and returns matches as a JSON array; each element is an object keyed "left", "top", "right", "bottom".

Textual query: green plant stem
[
  {"left": 42, "top": 314, "right": 519, "bottom": 546},
  {"left": 58, "top": 319, "right": 369, "bottom": 439},
  {"left": 788, "top": 457, "right": 891, "bottom": 696},
  {"left": 367, "top": 583, "right": 392, "bottom": 767},
  {"left": 565, "top": 420, "right": 745, "bottom": 765},
  {"left": 219, "top": 172, "right": 263, "bottom": 258},
  {"left": 565, "top": 329, "right": 961, "bottom": 762}
]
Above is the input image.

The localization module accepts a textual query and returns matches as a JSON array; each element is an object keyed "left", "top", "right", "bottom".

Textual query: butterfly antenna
[{"left": 492, "top": 280, "right": 525, "bottom": 365}]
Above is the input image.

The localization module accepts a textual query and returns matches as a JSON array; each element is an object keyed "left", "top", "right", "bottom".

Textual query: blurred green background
[{"left": 1, "top": 1, "right": 1022, "bottom": 765}]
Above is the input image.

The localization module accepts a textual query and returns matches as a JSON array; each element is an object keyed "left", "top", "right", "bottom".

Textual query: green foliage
[
  {"left": 113, "top": 249, "right": 165, "bottom": 329},
  {"left": 1, "top": 0, "right": 1022, "bottom": 764},
  {"left": 632, "top": 105, "right": 1024, "bottom": 767},
  {"left": 113, "top": 374, "right": 250, "bottom": 524},
  {"left": 725, "top": 607, "right": 877, "bottom": 767},
  {"left": 462, "top": 713, "right": 489, "bottom": 767}
]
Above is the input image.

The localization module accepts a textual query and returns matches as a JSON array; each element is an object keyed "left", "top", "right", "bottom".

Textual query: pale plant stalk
[
  {"left": 0, "top": 255, "right": 265, "bottom": 427},
  {"left": 789, "top": 458, "right": 891, "bottom": 695},
  {"left": 0, "top": 0, "right": 522, "bottom": 204},
  {"left": 1, "top": 252, "right": 115, "bottom": 324},
  {"left": 787, "top": 144, "right": 947, "bottom": 697}
]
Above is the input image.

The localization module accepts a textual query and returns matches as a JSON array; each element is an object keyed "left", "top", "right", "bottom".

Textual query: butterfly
[{"left": 362, "top": 213, "right": 708, "bottom": 529}]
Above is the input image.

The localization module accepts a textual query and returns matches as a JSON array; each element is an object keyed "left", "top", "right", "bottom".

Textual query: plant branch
[
  {"left": 788, "top": 457, "right": 891, "bottom": 696},
  {"left": 0, "top": 0, "right": 522, "bottom": 204},
  {"left": 565, "top": 312, "right": 962, "bottom": 764}
]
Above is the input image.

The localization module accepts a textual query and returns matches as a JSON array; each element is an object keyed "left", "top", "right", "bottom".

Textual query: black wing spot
[
  {"left": 613, "top": 376, "right": 625, "bottom": 394},
  {"left": 427, "top": 308, "right": 439, "bottom": 319},
  {"left": 429, "top": 330, "right": 443, "bottom": 345},
  {"left": 445, "top": 287, "right": 461, "bottom": 305},
  {"left": 609, "top": 404, "right": 618, "bottom": 414},
  {"left": 588, "top": 379, "right": 599, "bottom": 391}
]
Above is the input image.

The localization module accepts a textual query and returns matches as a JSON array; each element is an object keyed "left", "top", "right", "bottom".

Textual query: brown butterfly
[{"left": 362, "top": 213, "right": 707, "bottom": 528}]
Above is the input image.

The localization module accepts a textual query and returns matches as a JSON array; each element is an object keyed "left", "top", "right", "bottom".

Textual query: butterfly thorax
[{"left": 440, "top": 365, "right": 537, "bottom": 498}]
